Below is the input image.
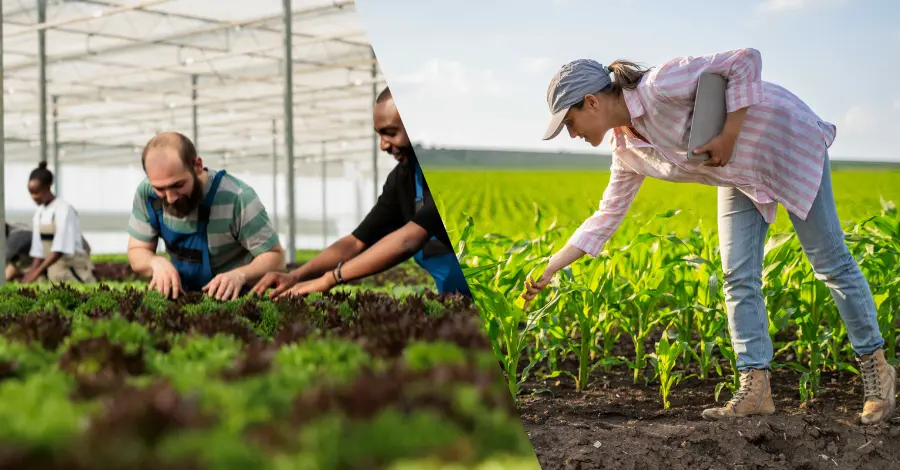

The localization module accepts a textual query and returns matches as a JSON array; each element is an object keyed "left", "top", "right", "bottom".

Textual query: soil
[{"left": 518, "top": 366, "right": 900, "bottom": 470}]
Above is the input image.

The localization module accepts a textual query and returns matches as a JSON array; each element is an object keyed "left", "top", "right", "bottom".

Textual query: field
[
  {"left": 0, "top": 259, "right": 541, "bottom": 469},
  {"left": 428, "top": 169, "right": 900, "bottom": 470}
]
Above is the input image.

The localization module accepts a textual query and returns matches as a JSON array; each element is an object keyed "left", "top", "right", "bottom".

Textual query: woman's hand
[
  {"left": 694, "top": 107, "right": 749, "bottom": 167},
  {"left": 521, "top": 244, "right": 586, "bottom": 309},
  {"left": 20, "top": 268, "right": 42, "bottom": 284},
  {"left": 694, "top": 130, "right": 737, "bottom": 167}
]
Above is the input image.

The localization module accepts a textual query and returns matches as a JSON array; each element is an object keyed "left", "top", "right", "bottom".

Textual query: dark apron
[
  {"left": 38, "top": 211, "right": 96, "bottom": 283},
  {"left": 146, "top": 170, "right": 225, "bottom": 292}
]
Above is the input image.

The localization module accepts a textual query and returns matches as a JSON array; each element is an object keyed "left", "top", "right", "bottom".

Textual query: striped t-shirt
[{"left": 127, "top": 168, "right": 279, "bottom": 274}]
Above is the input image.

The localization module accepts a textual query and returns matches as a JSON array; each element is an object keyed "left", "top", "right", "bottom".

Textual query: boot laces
[
  {"left": 859, "top": 355, "right": 883, "bottom": 401},
  {"left": 727, "top": 370, "right": 755, "bottom": 406}
]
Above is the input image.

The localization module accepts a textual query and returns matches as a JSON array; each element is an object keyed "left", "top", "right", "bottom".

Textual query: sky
[{"left": 355, "top": 0, "right": 900, "bottom": 162}]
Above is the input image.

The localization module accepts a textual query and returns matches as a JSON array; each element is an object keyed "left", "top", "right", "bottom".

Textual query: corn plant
[
  {"left": 550, "top": 286, "right": 607, "bottom": 391},
  {"left": 617, "top": 289, "right": 674, "bottom": 384},
  {"left": 647, "top": 333, "right": 688, "bottom": 409},
  {"left": 438, "top": 173, "right": 900, "bottom": 409},
  {"left": 470, "top": 281, "right": 562, "bottom": 401},
  {"left": 851, "top": 211, "right": 900, "bottom": 361},
  {"left": 714, "top": 336, "right": 740, "bottom": 401}
]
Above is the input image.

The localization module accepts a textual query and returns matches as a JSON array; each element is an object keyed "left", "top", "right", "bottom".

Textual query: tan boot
[
  {"left": 857, "top": 349, "right": 897, "bottom": 425},
  {"left": 702, "top": 368, "right": 775, "bottom": 421}
]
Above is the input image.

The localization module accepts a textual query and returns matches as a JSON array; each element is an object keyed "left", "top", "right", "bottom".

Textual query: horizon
[
  {"left": 410, "top": 142, "right": 900, "bottom": 165},
  {"left": 357, "top": 0, "right": 900, "bottom": 163}
]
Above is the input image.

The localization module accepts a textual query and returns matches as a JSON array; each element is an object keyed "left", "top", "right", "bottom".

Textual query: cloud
[
  {"left": 391, "top": 59, "right": 469, "bottom": 93},
  {"left": 843, "top": 105, "right": 875, "bottom": 132},
  {"left": 894, "top": 98, "right": 900, "bottom": 110},
  {"left": 521, "top": 57, "right": 555, "bottom": 75},
  {"left": 390, "top": 59, "right": 511, "bottom": 97},
  {"left": 843, "top": 105, "right": 883, "bottom": 137},
  {"left": 757, "top": 0, "right": 847, "bottom": 13}
]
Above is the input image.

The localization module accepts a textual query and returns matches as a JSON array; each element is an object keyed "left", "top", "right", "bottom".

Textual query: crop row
[
  {"left": 452, "top": 199, "right": 900, "bottom": 408},
  {"left": 0, "top": 284, "right": 538, "bottom": 470}
]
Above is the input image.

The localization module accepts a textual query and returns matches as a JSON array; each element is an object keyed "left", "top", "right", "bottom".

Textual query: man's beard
[
  {"left": 394, "top": 145, "right": 416, "bottom": 167},
  {"left": 163, "top": 172, "right": 204, "bottom": 218}
]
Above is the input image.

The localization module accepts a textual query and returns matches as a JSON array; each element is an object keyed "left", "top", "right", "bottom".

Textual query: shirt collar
[{"left": 622, "top": 88, "right": 646, "bottom": 120}]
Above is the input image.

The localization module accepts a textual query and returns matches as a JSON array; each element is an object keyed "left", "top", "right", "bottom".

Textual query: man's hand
[
  {"left": 250, "top": 272, "right": 298, "bottom": 298},
  {"left": 276, "top": 272, "right": 338, "bottom": 300},
  {"left": 148, "top": 256, "right": 183, "bottom": 299},
  {"left": 202, "top": 271, "right": 248, "bottom": 301}
]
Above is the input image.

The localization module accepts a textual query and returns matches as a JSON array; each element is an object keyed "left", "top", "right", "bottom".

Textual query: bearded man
[{"left": 126, "top": 132, "right": 285, "bottom": 300}]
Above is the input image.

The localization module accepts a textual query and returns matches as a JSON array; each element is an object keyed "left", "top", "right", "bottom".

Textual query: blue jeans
[{"left": 717, "top": 152, "right": 884, "bottom": 371}]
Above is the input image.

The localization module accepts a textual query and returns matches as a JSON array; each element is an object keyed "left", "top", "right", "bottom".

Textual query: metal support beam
[
  {"left": 321, "top": 142, "right": 327, "bottom": 248},
  {"left": 52, "top": 95, "right": 59, "bottom": 195},
  {"left": 191, "top": 74, "right": 198, "bottom": 149},
  {"left": 5, "top": 2, "right": 355, "bottom": 73},
  {"left": 370, "top": 47, "right": 378, "bottom": 203},
  {"left": 283, "top": 0, "right": 296, "bottom": 264},
  {"left": 38, "top": 0, "right": 48, "bottom": 164},
  {"left": 34, "top": 77, "right": 378, "bottom": 122},
  {"left": 81, "top": 0, "right": 368, "bottom": 48},
  {"left": 1, "top": 0, "right": 7, "bottom": 286},
  {"left": 7, "top": 0, "right": 173, "bottom": 38},
  {"left": 271, "top": 119, "right": 278, "bottom": 233}
]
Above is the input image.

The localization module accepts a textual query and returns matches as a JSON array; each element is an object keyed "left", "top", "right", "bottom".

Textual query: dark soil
[{"left": 519, "top": 365, "right": 900, "bottom": 470}]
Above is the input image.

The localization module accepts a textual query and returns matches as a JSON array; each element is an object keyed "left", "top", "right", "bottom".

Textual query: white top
[{"left": 30, "top": 198, "right": 87, "bottom": 258}]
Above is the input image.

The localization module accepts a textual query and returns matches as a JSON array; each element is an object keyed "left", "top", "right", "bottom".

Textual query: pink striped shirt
[{"left": 568, "top": 48, "right": 837, "bottom": 257}]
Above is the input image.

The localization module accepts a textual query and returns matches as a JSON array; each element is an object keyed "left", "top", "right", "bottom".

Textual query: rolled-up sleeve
[
  {"left": 649, "top": 48, "right": 764, "bottom": 113},
  {"left": 351, "top": 170, "right": 405, "bottom": 247},
  {"left": 567, "top": 162, "right": 645, "bottom": 257}
]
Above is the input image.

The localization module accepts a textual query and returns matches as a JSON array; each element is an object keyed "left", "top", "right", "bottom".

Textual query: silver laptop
[{"left": 686, "top": 72, "right": 727, "bottom": 162}]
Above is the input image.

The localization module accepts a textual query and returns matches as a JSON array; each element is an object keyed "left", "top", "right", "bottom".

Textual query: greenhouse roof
[{"left": 1, "top": 0, "right": 384, "bottom": 173}]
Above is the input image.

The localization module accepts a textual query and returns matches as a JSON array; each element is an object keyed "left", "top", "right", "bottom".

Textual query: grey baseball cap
[{"left": 543, "top": 59, "right": 613, "bottom": 140}]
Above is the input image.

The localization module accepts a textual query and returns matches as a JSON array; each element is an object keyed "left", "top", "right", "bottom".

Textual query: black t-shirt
[{"left": 351, "top": 157, "right": 452, "bottom": 249}]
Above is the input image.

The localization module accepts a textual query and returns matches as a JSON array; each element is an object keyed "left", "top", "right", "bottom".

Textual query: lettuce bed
[{"left": 0, "top": 284, "right": 539, "bottom": 470}]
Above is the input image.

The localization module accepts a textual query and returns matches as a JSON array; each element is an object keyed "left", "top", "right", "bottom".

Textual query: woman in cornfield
[{"left": 523, "top": 48, "right": 895, "bottom": 424}]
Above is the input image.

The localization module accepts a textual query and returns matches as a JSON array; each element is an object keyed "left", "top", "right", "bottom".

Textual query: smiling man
[
  {"left": 251, "top": 87, "right": 470, "bottom": 299},
  {"left": 127, "top": 132, "right": 285, "bottom": 300}
]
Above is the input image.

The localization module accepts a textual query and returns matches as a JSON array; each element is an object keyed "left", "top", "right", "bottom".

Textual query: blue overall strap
[
  {"left": 414, "top": 162, "right": 425, "bottom": 205},
  {"left": 199, "top": 170, "right": 226, "bottom": 222},
  {"left": 410, "top": 164, "right": 471, "bottom": 297},
  {"left": 196, "top": 170, "right": 227, "bottom": 283},
  {"left": 412, "top": 163, "right": 426, "bottom": 265}
]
